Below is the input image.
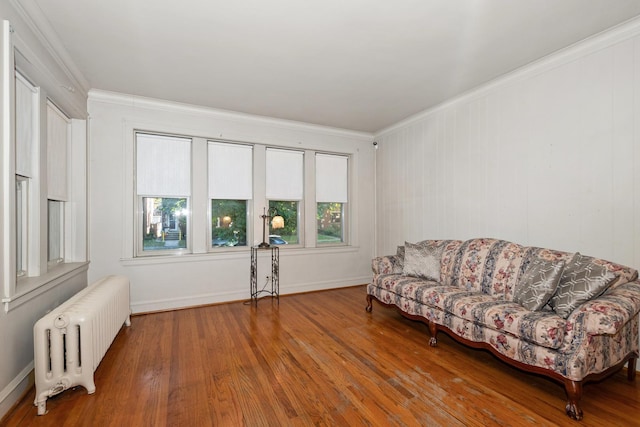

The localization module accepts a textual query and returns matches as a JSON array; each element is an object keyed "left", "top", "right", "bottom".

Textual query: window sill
[
  {"left": 120, "top": 245, "right": 359, "bottom": 266},
  {"left": 3, "top": 262, "right": 90, "bottom": 312}
]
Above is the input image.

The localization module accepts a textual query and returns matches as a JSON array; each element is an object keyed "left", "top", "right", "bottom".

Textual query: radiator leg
[
  {"left": 125, "top": 314, "right": 131, "bottom": 327},
  {"left": 36, "top": 400, "right": 47, "bottom": 416}
]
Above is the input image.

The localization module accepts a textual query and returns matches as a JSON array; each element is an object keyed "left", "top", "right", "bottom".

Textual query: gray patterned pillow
[
  {"left": 513, "top": 258, "right": 565, "bottom": 311},
  {"left": 402, "top": 241, "right": 442, "bottom": 282},
  {"left": 549, "top": 253, "right": 616, "bottom": 319}
]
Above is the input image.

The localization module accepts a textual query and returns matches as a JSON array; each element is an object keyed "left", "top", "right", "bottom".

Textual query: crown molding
[
  {"left": 10, "top": 0, "right": 90, "bottom": 96},
  {"left": 88, "top": 89, "right": 374, "bottom": 141},
  {"left": 376, "top": 15, "right": 640, "bottom": 137}
]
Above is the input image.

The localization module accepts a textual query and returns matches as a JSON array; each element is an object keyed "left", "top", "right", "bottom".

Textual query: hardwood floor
[{"left": 3, "top": 285, "right": 639, "bottom": 426}]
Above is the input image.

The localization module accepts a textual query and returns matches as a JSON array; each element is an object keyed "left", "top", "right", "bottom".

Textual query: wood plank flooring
[{"left": 3, "top": 285, "right": 639, "bottom": 426}]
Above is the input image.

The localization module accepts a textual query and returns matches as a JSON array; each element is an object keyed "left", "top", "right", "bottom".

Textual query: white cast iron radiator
[{"left": 33, "top": 275, "right": 131, "bottom": 415}]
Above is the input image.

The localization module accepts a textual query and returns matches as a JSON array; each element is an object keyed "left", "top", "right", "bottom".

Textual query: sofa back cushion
[
  {"left": 450, "top": 238, "right": 527, "bottom": 297},
  {"left": 440, "top": 240, "right": 464, "bottom": 285},
  {"left": 508, "top": 247, "right": 637, "bottom": 304}
]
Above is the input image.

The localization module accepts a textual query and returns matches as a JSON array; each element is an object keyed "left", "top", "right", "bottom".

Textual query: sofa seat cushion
[
  {"left": 419, "top": 287, "right": 567, "bottom": 349},
  {"left": 373, "top": 275, "right": 567, "bottom": 349},
  {"left": 374, "top": 274, "right": 440, "bottom": 301}
]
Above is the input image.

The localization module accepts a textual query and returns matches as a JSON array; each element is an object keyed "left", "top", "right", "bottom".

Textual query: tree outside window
[
  {"left": 317, "top": 202, "right": 343, "bottom": 243},
  {"left": 211, "top": 200, "right": 247, "bottom": 247},
  {"left": 269, "top": 200, "right": 298, "bottom": 244}
]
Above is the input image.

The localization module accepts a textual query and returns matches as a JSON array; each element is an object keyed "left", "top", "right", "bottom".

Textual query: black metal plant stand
[{"left": 250, "top": 246, "right": 279, "bottom": 304}]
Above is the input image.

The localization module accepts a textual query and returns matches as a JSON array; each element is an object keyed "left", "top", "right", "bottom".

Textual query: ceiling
[{"left": 18, "top": 0, "right": 640, "bottom": 133}]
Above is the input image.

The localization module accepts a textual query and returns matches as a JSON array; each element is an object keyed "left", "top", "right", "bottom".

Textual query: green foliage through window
[
  {"left": 317, "top": 202, "right": 343, "bottom": 244},
  {"left": 212, "top": 200, "right": 247, "bottom": 247},
  {"left": 269, "top": 200, "right": 298, "bottom": 244}
]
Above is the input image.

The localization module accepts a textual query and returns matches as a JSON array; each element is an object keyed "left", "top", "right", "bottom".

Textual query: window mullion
[
  {"left": 304, "top": 149, "right": 315, "bottom": 248},
  {"left": 191, "top": 137, "right": 207, "bottom": 253}
]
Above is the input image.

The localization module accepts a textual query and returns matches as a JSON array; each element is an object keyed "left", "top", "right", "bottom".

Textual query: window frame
[
  {"left": 126, "top": 128, "right": 355, "bottom": 258},
  {"left": 208, "top": 141, "right": 253, "bottom": 252},
  {"left": 134, "top": 132, "right": 193, "bottom": 257},
  {"left": 315, "top": 152, "right": 349, "bottom": 247},
  {"left": 265, "top": 147, "right": 305, "bottom": 248}
]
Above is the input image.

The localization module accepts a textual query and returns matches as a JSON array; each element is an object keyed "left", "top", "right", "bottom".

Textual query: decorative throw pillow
[
  {"left": 513, "top": 258, "right": 565, "bottom": 311},
  {"left": 549, "top": 253, "right": 616, "bottom": 319},
  {"left": 402, "top": 241, "right": 443, "bottom": 282}
]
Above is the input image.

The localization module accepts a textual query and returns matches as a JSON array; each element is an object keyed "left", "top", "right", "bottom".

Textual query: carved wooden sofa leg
[
  {"left": 628, "top": 358, "right": 637, "bottom": 381},
  {"left": 564, "top": 379, "right": 584, "bottom": 421},
  {"left": 365, "top": 294, "right": 373, "bottom": 313},
  {"left": 428, "top": 321, "right": 438, "bottom": 347}
]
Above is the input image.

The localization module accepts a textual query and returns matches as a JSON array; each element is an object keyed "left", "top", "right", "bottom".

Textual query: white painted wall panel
[{"left": 375, "top": 24, "right": 640, "bottom": 273}]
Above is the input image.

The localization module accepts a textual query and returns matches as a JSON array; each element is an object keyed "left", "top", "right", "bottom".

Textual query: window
[
  {"left": 266, "top": 148, "right": 304, "bottom": 245},
  {"left": 136, "top": 133, "right": 192, "bottom": 254},
  {"left": 316, "top": 154, "right": 348, "bottom": 245},
  {"left": 2, "top": 24, "right": 89, "bottom": 309},
  {"left": 128, "top": 133, "right": 352, "bottom": 256},
  {"left": 15, "top": 72, "right": 38, "bottom": 276},
  {"left": 46, "top": 102, "right": 69, "bottom": 266},
  {"left": 47, "top": 102, "right": 69, "bottom": 202},
  {"left": 208, "top": 142, "right": 252, "bottom": 248},
  {"left": 48, "top": 200, "right": 63, "bottom": 263}
]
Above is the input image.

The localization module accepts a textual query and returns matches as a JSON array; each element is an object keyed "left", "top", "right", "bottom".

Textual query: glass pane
[
  {"left": 16, "top": 178, "right": 28, "bottom": 275},
  {"left": 211, "top": 199, "right": 247, "bottom": 247},
  {"left": 48, "top": 200, "right": 63, "bottom": 263},
  {"left": 142, "top": 197, "right": 188, "bottom": 251},
  {"left": 268, "top": 200, "right": 298, "bottom": 245},
  {"left": 317, "top": 202, "right": 344, "bottom": 244}
]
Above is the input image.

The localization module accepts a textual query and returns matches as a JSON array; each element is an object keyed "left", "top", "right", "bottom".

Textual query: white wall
[
  {"left": 374, "top": 18, "right": 640, "bottom": 273},
  {"left": 87, "top": 91, "right": 375, "bottom": 313}
]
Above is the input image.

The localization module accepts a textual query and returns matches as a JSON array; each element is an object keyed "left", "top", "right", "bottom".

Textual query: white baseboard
[
  {"left": 131, "top": 277, "right": 370, "bottom": 314},
  {"left": 0, "top": 363, "right": 34, "bottom": 420}
]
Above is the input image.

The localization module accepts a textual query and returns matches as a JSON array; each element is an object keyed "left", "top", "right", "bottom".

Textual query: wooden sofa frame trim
[{"left": 366, "top": 293, "right": 638, "bottom": 421}]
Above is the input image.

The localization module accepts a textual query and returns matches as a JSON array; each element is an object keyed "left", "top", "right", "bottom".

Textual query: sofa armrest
[
  {"left": 372, "top": 255, "right": 403, "bottom": 275},
  {"left": 568, "top": 281, "right": 640, "bottom": 335}
]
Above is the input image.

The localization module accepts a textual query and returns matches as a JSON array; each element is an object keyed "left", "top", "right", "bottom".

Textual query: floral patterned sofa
[{"left": 366, "top": 238, "right": 640, "bottom": 420}]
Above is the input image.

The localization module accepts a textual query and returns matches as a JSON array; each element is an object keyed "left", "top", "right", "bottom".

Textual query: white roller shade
[
  {"left": 15, "top": 73, "right": 37, "bottom": 177},
  {"left": 208, "top": 142, "right": 253, "bottom": 199},
  {"left": 136, "top": 133, "right": 191, "bottom": 196},
  {"left": 266, "top": 148, "right": 303, "bottom": 200},
  {"left": 316, "top": 153, "right": 348, "bottom": 203},
  {"left": 47, "top": 102, "right": 69, "bottom": 201}
]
